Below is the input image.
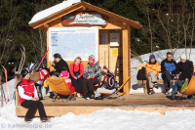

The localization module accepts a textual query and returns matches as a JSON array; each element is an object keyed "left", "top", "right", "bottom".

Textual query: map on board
[{"left": 49, "top": 27, "right": 98, "bottom": 61}]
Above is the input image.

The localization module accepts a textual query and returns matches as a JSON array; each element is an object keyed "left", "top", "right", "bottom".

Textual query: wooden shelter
[{"left": 29, "top": 1, "right": 142, "bottom": 95}]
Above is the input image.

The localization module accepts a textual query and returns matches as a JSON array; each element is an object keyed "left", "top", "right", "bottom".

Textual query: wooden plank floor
[
  {"left": 16, "top": 93, "right": 195, "bottom": 117},
  {"left": 40, "top": 93, "right": 195, "bottom": 107}
]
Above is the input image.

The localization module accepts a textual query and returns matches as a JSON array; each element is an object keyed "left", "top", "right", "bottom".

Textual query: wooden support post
[
  {"left": 122, "top": 26, "right": 131, "bottom": 95},
  {"left": 127, "top": 26, "right": 131, "bottom": 93}
]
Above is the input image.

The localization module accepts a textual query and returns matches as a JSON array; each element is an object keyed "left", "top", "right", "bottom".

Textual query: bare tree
[{"left": 0, "top": 1, "right": 18, "bottom": 67}]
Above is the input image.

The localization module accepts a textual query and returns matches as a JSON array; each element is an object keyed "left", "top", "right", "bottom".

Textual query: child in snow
[
  {"left": 17, "top": 70, "right": 50, "bottom": 123},
  {"left": 59, "top": 70, "right": 76, "bottom": 99},
  {"left": 94, "top": 66, "right": 116, "bottom": 100}
]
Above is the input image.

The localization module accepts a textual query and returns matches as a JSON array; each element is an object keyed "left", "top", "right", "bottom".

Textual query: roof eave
[{"left": 29, "top": 1, "right": 142, "bottom": 29}]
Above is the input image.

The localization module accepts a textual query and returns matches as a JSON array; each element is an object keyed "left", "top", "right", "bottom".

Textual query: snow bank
[
  {"left": 1, "top": 103, "right": 195, "bottom": 130},
  {"left": 130, "top": 48, "right": 195, "bottom": 94},
  {"left": 29, "top": 0, "right": 81, "bottom": 25}
]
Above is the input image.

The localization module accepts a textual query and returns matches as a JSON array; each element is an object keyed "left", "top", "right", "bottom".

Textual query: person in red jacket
[
  {"left": 17, "top": 70, "right": 50, "bottom": 123},
  {"left": 69, "top": 57, "right": 84, "bottom": 97}
]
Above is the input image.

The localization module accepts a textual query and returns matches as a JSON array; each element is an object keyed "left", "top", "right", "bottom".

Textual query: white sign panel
[
  {"left": 110, "top": 33, "right": 120, "bottom": 47},
  {"left": 49, "top": 27, "right": 98, "bottom": 61}
]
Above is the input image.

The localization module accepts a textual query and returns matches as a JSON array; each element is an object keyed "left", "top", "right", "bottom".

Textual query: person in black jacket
[
  {"left": 171, "top": 54, "right": 194, "bottom": 100},
  {"left": 161, "top": 52, "right": 177, "bottom": 95},
  {"left": 94, "top": 66, "right": 116, "bottom": 100},
  {"left": 51, "top": 53, "right": 69, "bottom": 77}
]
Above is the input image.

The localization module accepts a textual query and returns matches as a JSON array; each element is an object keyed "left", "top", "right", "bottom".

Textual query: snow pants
[
  {"left": 21, "top": 100, "right": 47, "bottom": 119},
  {"left": 162, "top": 71, "right": 174, "bottom": 90},
  {"left": 146, "top": 71, "right": 158, "bottom": 88},
  {"left": 82, "top": 78, "right": 99, "bottom": 94}
]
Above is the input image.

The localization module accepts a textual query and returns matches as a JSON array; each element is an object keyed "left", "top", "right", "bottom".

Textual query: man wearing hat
[
  {"left": 17, "top": 69, "right": 50, "bottom": 123},
  {"left": 145, "top": 54, "right": 161, "bottom": 95},
  {"left": 171, "top": 54, "right": 194, "bottom": 100}
]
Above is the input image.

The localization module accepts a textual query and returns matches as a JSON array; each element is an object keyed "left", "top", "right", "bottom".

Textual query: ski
[
  {"left": 20, "top": 44, "right": 26, "bottom": 72},
  {"left": 18, "top": 49, "right": 24, "bottom": 73},
  {"left": 30, "top": 55, "right": 39, "bottom": 73},
  {"left": 1, "top": 65, "right": 11, "bottom": 104},
  {"left": 36, "top": 48, "right": 49, "bottom": 71}
]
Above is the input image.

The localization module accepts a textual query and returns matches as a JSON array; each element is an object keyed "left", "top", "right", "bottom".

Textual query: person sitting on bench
[
  {"left": 95, "top": 66, "right": 116, "bottom": 100},
  {"left": 17, "top": 70, "right": 50, "bottom": 123},
  {"left": 171, "top": 54, "right": 194, "bottom": 100},
  {"left": 161, "top": 52, "right": 177, "bottom": 95},
  {"left": 69, "top": 56, "right": 84, "bottom": 97},
  {"left": 51, "top": 53, "right": 69, "bottom": 77},
  {"left": 145, "top": 55, "right": 161, "bottom": 95},
  {"left": 82, "top": 55, "right": 101, "bottom": 99}
]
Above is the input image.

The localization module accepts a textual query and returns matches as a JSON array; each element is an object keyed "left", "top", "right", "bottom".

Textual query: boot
[
  {"left": 165, "top": 89, "right": 170, "bottom": 95},
  {"left": 95, "top": 95, "right": 103, "bottom": 100},
  {"left": 148, "top": 88, "right": 154, "bottom": 95},
  {"left": 171, "top": 91, "right": 177, "bottom": 100},
  {"left": 187, "top": 95, "right": 193, "bottom": 100},
  {"left": 153, "top": 82, "right": 159, "bottom": 89},
  {"left": 86, "top": 91, "right": 95, "bottom": 99}
]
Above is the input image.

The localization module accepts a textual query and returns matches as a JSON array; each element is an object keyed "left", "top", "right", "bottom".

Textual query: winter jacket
[
  {"left": 69, "top": 63, "right": 84, "bottom": 78},
  {"left": 177, "top": 60, "right": 194, "bottom": 80},
  {"left": 54, "top": 59, "right": 69, "bottom": 73},
  {"left": 84, "top": 62, "right": 101, "bottom": 81},
  {"left": 145, "top": 61, "right": 161, "bottom": 76},
  {"left": 59, "top": 71, "right": 75, "bottom": 93},
  {"left": 17, "top": 78, "right": 38, "bottom": 105},
  {"left": 161, "top": 59, "right": 177, "bottom": 75},
  {"left": 100, "top": 71, "right": 115, "bottom": 90}
]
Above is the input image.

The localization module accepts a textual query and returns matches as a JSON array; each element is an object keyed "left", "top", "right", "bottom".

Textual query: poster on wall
[
  {"left": 110, "top": 33, "right": 120, "bottom": 46},
  {"left": 49, "top": 27, "right": 98, "bottom": 61}
]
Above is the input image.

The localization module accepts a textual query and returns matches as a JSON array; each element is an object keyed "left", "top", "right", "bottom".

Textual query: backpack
[
  {"left": 180, "top": 81, "right": 189, "bottom": 93},
  {"left": 137, "top": 67, "right": 146, "bottom": 80}
]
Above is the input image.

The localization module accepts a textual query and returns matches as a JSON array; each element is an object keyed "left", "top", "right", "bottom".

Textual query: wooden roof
[{"left": 29, "top": 1, "right": 142, "bottom": 29}]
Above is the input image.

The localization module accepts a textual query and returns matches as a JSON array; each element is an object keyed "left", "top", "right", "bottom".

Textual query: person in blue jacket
[{"left": 161, "top": 52, "right": 177, "bottom": 95}]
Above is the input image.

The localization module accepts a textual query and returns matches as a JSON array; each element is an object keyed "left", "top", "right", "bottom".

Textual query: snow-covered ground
[
  {"left": 130, "top": 48, "right": 195, "bottom": 94},
  {"left": 1, "top": 103, "right": 195, "bottom": 130},
  {"left": 0, "top": 48, "right": 195, "bottom": 129}
]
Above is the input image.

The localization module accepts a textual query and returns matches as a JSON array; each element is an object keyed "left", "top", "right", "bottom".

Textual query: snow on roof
[{"left": 29, "top": 0, "right": 81, "bottom": 25}]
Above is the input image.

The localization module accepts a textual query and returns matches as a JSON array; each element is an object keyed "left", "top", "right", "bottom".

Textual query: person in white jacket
[{"left": 17, "top": 70, "right": 50, "bottom": 123}]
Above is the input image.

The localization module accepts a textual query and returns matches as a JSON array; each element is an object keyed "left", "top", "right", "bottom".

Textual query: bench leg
[{"left": 144, "top": 81, "right": 149, "bottom": 94}]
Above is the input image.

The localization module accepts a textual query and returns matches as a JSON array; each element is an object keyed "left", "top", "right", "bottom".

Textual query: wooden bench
[{"left": 137, "top": 64, "right": 195, "bottom": 94}]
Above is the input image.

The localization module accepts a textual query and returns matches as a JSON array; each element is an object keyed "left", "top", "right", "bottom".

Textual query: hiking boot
[
  {"left": 165, "top": 89, "right": 170, "bottom": 95},
  {"left": 41, "top": 117, "right": 50, "bottom": 123},
  {"left": 171, "top": 92, "right": 177, "bottom": 100},
  {"left": 82, "top": 93, "right": 87, "bottom": 98},
  {"left": 49, "top": 92, "right": 55, "bottom": 98},
  {"left": 24, "top": 118, "right": 32, "bottom": 123},
  {"left": 187, "top": 95, "right": 193, "bottom": 100},
  {"left": 153, "top": 82, "right": 159, "bottom": 89},
  {"left": 86, "top": 91, "right": 95, "bottom": 99},
  {"left": 95, "top": 95, "right": 103, "bottom": 100},
  {"left": 148, "top": 88, "right": 154, "bottom": 95}
]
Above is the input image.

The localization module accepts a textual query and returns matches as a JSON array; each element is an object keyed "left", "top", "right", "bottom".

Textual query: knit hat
[
  {"left": 21, "top": 70, "right": 29, "bottom": 78},
  {"left": 89, "top": 55, "right": 95, "bottom": 61},
  {"left": 89, "top": 55, "right": 95, "bottom": 65},
  {"left": 180, "top": 54, "right": 186, "bottom": 60},
  {"left": 149, "top": 55, "right": 155, "bottom": 60}
]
